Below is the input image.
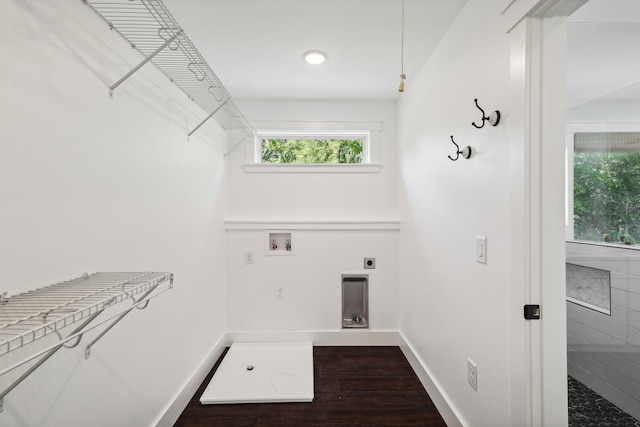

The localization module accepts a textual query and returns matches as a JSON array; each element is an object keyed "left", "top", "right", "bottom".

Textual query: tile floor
[{"left": 569, "top": 376, "right": 640, "bottom": 427}]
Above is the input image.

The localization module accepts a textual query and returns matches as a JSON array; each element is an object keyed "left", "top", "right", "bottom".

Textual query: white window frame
[{"left": 242, "top": 121, "right": 382, "bottom": 173}]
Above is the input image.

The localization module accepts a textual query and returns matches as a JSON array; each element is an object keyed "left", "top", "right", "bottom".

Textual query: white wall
[
  {"left": 397, "top": 1, "right": 524, "bottom": 426},
  {"left": 226, "top": 228, "right": 398, "bottom": 331},
  {"left": 0, "top": 1, "right": 228, "bottom": 426},
  {"left": 568, "top": 100, "right": 640, "bottom": 123},
  {"left": 225, "top": 99, "right": 399, "bottom": 332},
  {"left": 227, "top": 99, "right": 398, "bottom": 221}
]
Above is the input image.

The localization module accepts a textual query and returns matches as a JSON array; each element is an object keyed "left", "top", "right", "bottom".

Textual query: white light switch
[{"left": 476, "top": 236, "right": 487, "bottom": 264}]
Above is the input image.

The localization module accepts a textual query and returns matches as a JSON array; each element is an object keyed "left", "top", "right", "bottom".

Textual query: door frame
[{"left": 506, "top": 1, "right": 587, "bottom": 425}]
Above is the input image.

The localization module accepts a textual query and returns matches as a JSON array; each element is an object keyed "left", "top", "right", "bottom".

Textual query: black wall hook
[
  {"left": 448, "top": 136, "right": 472, "bottom": 161},
  {"left": 471, "top": 98, "right": 501, "bottom": 128}
]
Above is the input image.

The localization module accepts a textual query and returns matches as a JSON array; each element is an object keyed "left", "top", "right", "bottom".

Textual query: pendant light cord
[
  {"left": 401, "top": 0, "right": 404, "bottom": 76},
  {"left": 398, "top": 0, "right": 406, "bottom": 92}
]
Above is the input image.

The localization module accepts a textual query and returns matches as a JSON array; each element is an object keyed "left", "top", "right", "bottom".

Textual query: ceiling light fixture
[
  {"left": 398, "top": 0, "right": 406, "bottom": 92},
  {"left": 304, "top": 51, "right": 327, "bottom": 65}
]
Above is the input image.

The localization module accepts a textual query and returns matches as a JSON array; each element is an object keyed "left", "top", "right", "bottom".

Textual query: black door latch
[{"left": 524, "top": 304, "right": 540, "bottom": 320}]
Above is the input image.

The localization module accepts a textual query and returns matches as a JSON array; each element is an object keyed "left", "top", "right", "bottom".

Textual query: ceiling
[
  {"left": 160, "top": 0, "right": 639, "bottom": 110},
  {"left": 567, "top": 0, "right": 640, "bottom": 112},
  {"left": 162, "top": 0, "right": 468, "bottom": 101}
]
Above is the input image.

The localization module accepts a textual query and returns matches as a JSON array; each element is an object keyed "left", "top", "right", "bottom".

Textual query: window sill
[
  {"left": 225, "top": 220, "right": 400, "bottom": 230},
  {"left": 566, "top": 239, "right": 640, "bottom": 251},
  {"left": 242, "top": 163, "right": 383, "bottom": 174},
  {"left": 566, "top": 297, "right": 611, "bottom": 316}
]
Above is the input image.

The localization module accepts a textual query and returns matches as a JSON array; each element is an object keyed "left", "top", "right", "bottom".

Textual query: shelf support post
[{"left": 109, "top": 31, "right": 182, "bottom": 98}]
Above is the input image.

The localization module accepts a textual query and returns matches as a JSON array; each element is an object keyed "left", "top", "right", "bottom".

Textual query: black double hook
[
  {"left": 471, "top": 98, "right": 501, "bottom": 129},
  {"left": 448, "top": 136, "right": 472, "bottom": 161}
]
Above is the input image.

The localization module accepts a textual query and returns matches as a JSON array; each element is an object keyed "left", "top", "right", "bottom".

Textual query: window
[
  {"left": 570, "top": 132, "right": 640, "bottom": 246},
  {"left": 255, "top": 132, "right": 370, "bottom": 164},
  {"left": 242, "top": 122, "right": 382, "bottom": 173}
]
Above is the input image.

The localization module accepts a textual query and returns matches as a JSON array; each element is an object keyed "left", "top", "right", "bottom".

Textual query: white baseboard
[
  {"left": 399, "top": 332, "right": 465, "bottom": 427},
  {"left": 224, "top": 329, "right": 404, "bottom": 346},
  {"left": 156, "top": 330, "right": 460, "bottom": 427},
  {"left": 153, "top": 335, "right": 230, "bottom": 427}
]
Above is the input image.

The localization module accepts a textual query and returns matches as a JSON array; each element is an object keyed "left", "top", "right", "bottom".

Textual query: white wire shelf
[
  {"left": 0, "top": 271, "right": 173, "bottom": 412},
  {"left": 84, "top": 0, "right": 254, "bottom": 144},
  {"left": 0, "top": 272, "right": 172, "bottom": 356}
]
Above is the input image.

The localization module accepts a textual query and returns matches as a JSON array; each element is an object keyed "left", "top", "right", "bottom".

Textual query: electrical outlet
[
  {"left": 467, "top": 358, "right": 478, "bottom": 391},
  {"left": 244, "top": 251, "right": 254, "bottom": 265}
]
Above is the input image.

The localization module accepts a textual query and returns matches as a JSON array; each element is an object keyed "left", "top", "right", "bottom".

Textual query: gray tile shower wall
[{"left": 567, "top": 242, "right": 640, "bottom": 420}]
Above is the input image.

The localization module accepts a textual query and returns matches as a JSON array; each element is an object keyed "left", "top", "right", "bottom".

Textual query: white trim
[
  {"left": 242, "top": 163, "right": 383, "bottom": 173},
  {"left": 566, "top": 297, "right": 611, "bottom": 316},
  {"left": 224, "top": 330, "right": 403, "bottom": 346},
  {"left": 399, "top": 332, "right": 464, "bottom": 427},
  {"left": 509, "top": 17, "right": 539, "bottom": 426},
  {"left": 154, "top": 334, "right": 230, "bottom": 427},
  {"left": 225, "top": 220, "right": 401, "bottom": 231},
  {"left": 245, "top": 120, "right": 382, "bottom": 167},
  {"left": 257, "top": 130, "right": 371, "bottom": 139},
  {"left": 509, "top": 3, "right": 578, "bottom": 424},
  {"left": 502, "top": 0, "right": 587, "bottom": 32},
  {"left": 252, "top": 121, "right": 383, "bottom": 132},
  {"left": 567, "top": 122, "right": 640, "bottom": 131},
  {"left": 538, "top": 15, "right": 570, "bottom": 427},
  {"left": 565, "top": 124, "right": 640, "bottom": 243},
  {"left": 565, "top": 131, "right": 575, "bottom": 240},
  {"left": 566, "top": 239, "right": 640, "bottom": 252},
  {"left": 503, "top": 0, "right": 544, "bottom": 32}
]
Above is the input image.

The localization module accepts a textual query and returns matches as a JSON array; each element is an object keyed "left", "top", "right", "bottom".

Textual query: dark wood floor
[{"left": 174, "top": 346, "right": 447, "bottom": 426}]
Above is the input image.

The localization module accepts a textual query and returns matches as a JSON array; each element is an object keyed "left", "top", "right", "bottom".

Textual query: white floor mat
[{"left": 199, "top": 342, "right": 314, "bottom": 404}]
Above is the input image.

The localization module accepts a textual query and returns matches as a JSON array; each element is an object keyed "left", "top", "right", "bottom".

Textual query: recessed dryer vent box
[
  {"left": 342, "top": 274, "right": 369, "bottom": 329},
  {"left": 265, "top": 230, "right": 294, "bottom": 256}
]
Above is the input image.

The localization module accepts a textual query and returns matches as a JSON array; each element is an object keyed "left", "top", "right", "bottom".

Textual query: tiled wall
[{"left": 566, "top": 242, "right": 640, "bottom": 419}]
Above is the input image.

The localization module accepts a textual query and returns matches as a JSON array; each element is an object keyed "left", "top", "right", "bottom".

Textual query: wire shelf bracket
[
  {"left": 188, "top": 100, "right": 228, "bottom": 139},
  {"left": 0, "top": 272, "right": 173, "bottom": 413},
  {"left": 84, "top": 0, "right": 255, "bottom": 142},
  {"left": 109, "top": 30, "right": 183, "bottom": 98}
]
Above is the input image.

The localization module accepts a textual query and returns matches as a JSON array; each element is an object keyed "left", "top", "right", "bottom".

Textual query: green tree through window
[
  {"left": 574, "top": 152, "right": 640, "bottom": 245},
  {"left": 261, "top": 138, "right": 363, "bottom": 164}
]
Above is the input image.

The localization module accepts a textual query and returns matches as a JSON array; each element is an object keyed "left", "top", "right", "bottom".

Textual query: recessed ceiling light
[{"left": 304, "top": 51, "right": 327, "bottom": 65}]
